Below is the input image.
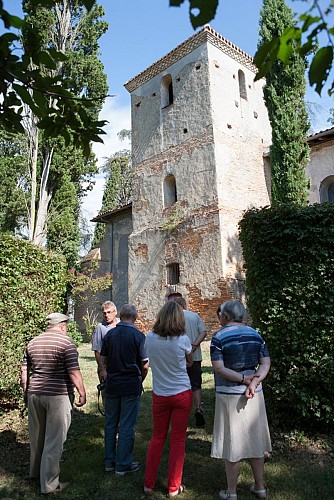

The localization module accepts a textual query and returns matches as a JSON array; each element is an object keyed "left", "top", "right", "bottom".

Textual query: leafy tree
[
  {"left": 259, "top": 0, "right": 310, "bottom": 206},
  {"left": 0, "top": 0, "right": 108, "bottom": 153},
  {"left": 68, "top": 262, "right": 111, "bottom": 338},
  {"left": 170, "top": 0, "right": 333, "bottom": 96},
  {"left": 328, "top": 108, "right": 334, "bottom": 125},
  {"left": 0, "top": 131, "right": 28, "bottom": 233},
  {"left": 18, "top": 0, "right": 108, "bottom": 265}
]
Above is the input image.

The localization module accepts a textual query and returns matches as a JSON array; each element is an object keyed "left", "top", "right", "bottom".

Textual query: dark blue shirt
[
  {"left": 210, "top": 323, "right": 269, "bottom": 394},
  {"left": 100, "top": 321, "right": 148, "bottom": 396}
]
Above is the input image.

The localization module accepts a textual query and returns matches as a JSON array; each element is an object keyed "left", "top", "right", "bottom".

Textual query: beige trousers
[{"left": 28, "top": 394, "right": 72, "bottom": 493}]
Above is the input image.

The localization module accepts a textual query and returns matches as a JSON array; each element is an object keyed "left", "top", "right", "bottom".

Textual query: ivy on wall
[
  {"left": 0, "top": 235, "right": 68, "bottom": 403},
  {"left": 239, "top": 203, "right": 334, "bottom": 429}
]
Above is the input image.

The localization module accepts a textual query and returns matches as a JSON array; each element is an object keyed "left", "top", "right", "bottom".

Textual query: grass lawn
[{"left": 0, "top": 341, "right": 333, "bottom": 499}]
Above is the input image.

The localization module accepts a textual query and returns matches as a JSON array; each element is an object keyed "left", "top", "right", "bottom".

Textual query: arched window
[
  {"left": 319, "top": 175, "right": 334, "bottom": 202},
  {"left": 238, "top": 69, "right": 247, "bottom": 100},
  {"left": 163, "top": 174, "right": 177, "bottom": 207},
  {"left": 328, "top": 182, "right": 334, "bottom": 202},
  {"left": 161, "top": 74, "right": 173, "bottom": 108}
]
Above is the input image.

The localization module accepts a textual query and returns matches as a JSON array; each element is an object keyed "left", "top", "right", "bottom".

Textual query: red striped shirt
[{"left": 22, "top": 330, "right": 80, "bottom": 396}]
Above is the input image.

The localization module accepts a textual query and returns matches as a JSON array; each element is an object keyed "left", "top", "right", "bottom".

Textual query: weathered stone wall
[
  {"left": 127, "top": 33, "right": 271, "bottom": 333},
  {"left": 307, "top": 137, "right": 334, "bottom": 204},
  {"left": 207, "top": 43, "right": 271, "bottom": 278},
  {"left": 74, "top": 211, "right": 132, "bottom": 335}
]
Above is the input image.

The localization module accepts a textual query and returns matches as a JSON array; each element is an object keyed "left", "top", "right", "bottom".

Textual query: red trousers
[{"left": 144, "top": 389, "right": 192, "bottom": 494}]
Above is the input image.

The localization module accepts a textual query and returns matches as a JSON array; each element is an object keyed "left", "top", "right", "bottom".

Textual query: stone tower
[{"left": 124, "top": 25, "right": 271, "bottom": 333}]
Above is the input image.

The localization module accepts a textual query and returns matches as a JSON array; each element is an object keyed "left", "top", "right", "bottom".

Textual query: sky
[{"left": 4, "top": 0, "right": 334, "bottom": 226}]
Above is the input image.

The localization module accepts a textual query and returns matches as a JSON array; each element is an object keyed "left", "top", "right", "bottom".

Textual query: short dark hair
[
  {"left": 171, "top": 296, "right": 187, "bottom": 308},
  {"left": 152, "top": 301, "right": 185, "bottom": 338},
  {"left": 119, "top": 304, "right": 137, "bottom": 321}
]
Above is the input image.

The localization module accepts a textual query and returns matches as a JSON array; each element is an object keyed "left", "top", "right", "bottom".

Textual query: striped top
[
  {"left": 22, "top": 329, "right": 80, "bottom": 396},
  {"left": 210, "top": 323, "right": 269, "bottom": 395}
]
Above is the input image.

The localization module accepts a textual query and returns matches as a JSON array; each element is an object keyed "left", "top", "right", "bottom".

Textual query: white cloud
[
  {"left": 81, "top": 97, "right": 131, "bottom": 225},
  {"left": 92, "top": 96, "right": 131, "bottom": 167}
]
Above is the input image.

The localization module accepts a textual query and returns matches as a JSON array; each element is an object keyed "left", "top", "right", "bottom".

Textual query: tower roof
[{"left": 124, "top": 24, "right": 257, "bottom": 93}]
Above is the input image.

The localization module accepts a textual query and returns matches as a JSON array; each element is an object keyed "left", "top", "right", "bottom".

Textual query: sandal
[
  {"left": 219, "top": 490, "right": 237, "bottom": 499},
  {"left": 168, "top": 484, "right": 185, "bottom": 497},
  {"left": 250, "top": 484, "right": 267, "bottom": 498},
  {"left": 144, "top": 486, "right": 154, "bottom": 496}
]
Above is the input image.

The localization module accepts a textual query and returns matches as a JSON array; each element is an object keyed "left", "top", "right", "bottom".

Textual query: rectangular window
[{"left": 166, "top": 263, "right": 180, "bottom": 285}]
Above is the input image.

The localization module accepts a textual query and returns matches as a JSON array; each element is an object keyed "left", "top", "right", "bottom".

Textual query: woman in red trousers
[{"left": 144, "top": 301, "right": 193, "bottom": 498}]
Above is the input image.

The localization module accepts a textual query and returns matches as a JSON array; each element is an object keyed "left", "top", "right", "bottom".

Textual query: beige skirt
[{"left": 211, "top": 391, "right": 272, "bottom": 462}]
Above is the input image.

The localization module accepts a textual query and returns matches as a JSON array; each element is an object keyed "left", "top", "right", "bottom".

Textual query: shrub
[
  {"left": 0, "top": 235, "right": 67, "bottom": 404},
  {"left": 239, "top": 203, "right": 334, "bottom": 430},
  {"left": 67, "top": 321, "right": 83, "bottom": 347}
]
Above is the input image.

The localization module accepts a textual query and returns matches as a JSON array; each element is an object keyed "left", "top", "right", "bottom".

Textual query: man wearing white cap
[{"left": 20, "top": 312, "right": 86, "bottom": 495}]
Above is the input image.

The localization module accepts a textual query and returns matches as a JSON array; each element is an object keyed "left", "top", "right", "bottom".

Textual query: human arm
[
  {"left": 191, "top": 330, "right": 207, "bottom": 352},
  {"left": 20, "top": 363, "right": 30, "bottom": 407},
  {"left": 211, "top": 359, "right": 254, "bottom": 385},
  {"left": 94, "top": 350, "right": 107, "bottom": 377},
  {"left": 245, "top": 356, "right": 271, "bottom": 399},
  {"left": 68, "top": 369, "right": 87, "bottom": 407},
  {"left": 97, "top": 355, "right": 107, "bottom": 382},
  {"left": 186, "top": 351, "right": 193, "bottom": 367},
  {"left": 141, "top": 360, "right": 149, "bottom": 382}
]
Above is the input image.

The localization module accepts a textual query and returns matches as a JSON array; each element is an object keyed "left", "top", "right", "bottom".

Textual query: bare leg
[
  {"left": 224, "top": 460, "right": 240, "bottom": 494},
  {"left": 192, "top": 389, "right": 202, "bottom": 409},
  {"left": 249, "top": 457, "right": 265, "bottom": 491}
]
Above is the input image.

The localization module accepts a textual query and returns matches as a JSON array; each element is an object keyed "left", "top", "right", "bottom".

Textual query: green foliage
[
  {"left": 239, "top": 204, "right": 334, "bottom": 430},
  {"left": 168, "top": 0, "right": 333, "bottom": 95},
  {"left": 0, "top": 131, "right": 28, "bottom": 233},
  {"left": 328, "top": 108, "right": 334, "bottom": 125},
  {"left": 0, "top": 235, "right": 67, "bottom": 403},
  {"left": 45, "top": 140, "right": 98, "bottom": 267},
  {"left": 68, "top": 261, "right": 111, "bottom": 339},
  {"left": 0, "top": 0, "right": 108, "bottom": 155},
  {"left": 67, "top": 321, "right": 83, "bottom": 346},
  {"left": 6, "top": 1, "right": 108, "bottom": 263},
  {"left": 259, "top": 0, "right": 310, "bottom": 206}
]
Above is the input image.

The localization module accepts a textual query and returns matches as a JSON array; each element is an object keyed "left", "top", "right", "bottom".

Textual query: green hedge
[
  {"left": 239, "top": 203, "right": 334, "bottom": 430},
  {"left": 0, "top": 235, "right": 68, "bottom": 404}
]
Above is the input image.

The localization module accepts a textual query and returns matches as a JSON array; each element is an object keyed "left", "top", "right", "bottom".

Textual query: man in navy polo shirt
[{"left": 98, "top": 304, "right": 149, "bottom": 475}]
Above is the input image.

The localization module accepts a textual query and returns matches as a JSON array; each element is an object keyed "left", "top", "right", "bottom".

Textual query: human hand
[
  {"left": 75, "top": 393, "right": 86, "bottom": 407},
  {"left": 245, "top": 377, "right": 259, "bottom": 399}
]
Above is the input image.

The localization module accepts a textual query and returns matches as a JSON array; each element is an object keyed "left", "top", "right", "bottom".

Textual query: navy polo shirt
[{"left": 100, "top": 321, "right": 148, "bottom": 396}]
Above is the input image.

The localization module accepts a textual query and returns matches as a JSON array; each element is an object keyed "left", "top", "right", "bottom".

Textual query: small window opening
[
  {"left": 183, "top": 128, "right": 188, "bottom": 134},
  {"left": 320, "top": 176, "right": 334, "bottom": 203},
  {"left": 328, "top": 182, "right": 334, "bottom": 202},
  {"left": 167, "top": 263, "right": 180, "bottom": 285},
  {"left": 161, "top": 74, "right": 173, "bottom": 108},
  {"left": 195, "top": 63, "right": 201, "bottom": 70},
  {"left": 163, "top": 174, "right": 177, "bottom": 208},
  {"left": 238, "top": 69, "right": 247, "bottom": 100}
]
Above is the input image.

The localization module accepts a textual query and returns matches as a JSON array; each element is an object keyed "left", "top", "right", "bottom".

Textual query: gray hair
[
  {"left": 119, "top": 304, "right": 138, "bottom": 321},
  {"left": 101, "top": 301, "right": 117, "bottom": 312},
  {"left": 220, "top": 300, "right": 246, "bottom": 323}
]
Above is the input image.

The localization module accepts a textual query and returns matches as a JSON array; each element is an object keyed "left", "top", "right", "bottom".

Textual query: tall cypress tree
[{"left": 259, "top": 0, "right": 310, "bottom": 206}]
